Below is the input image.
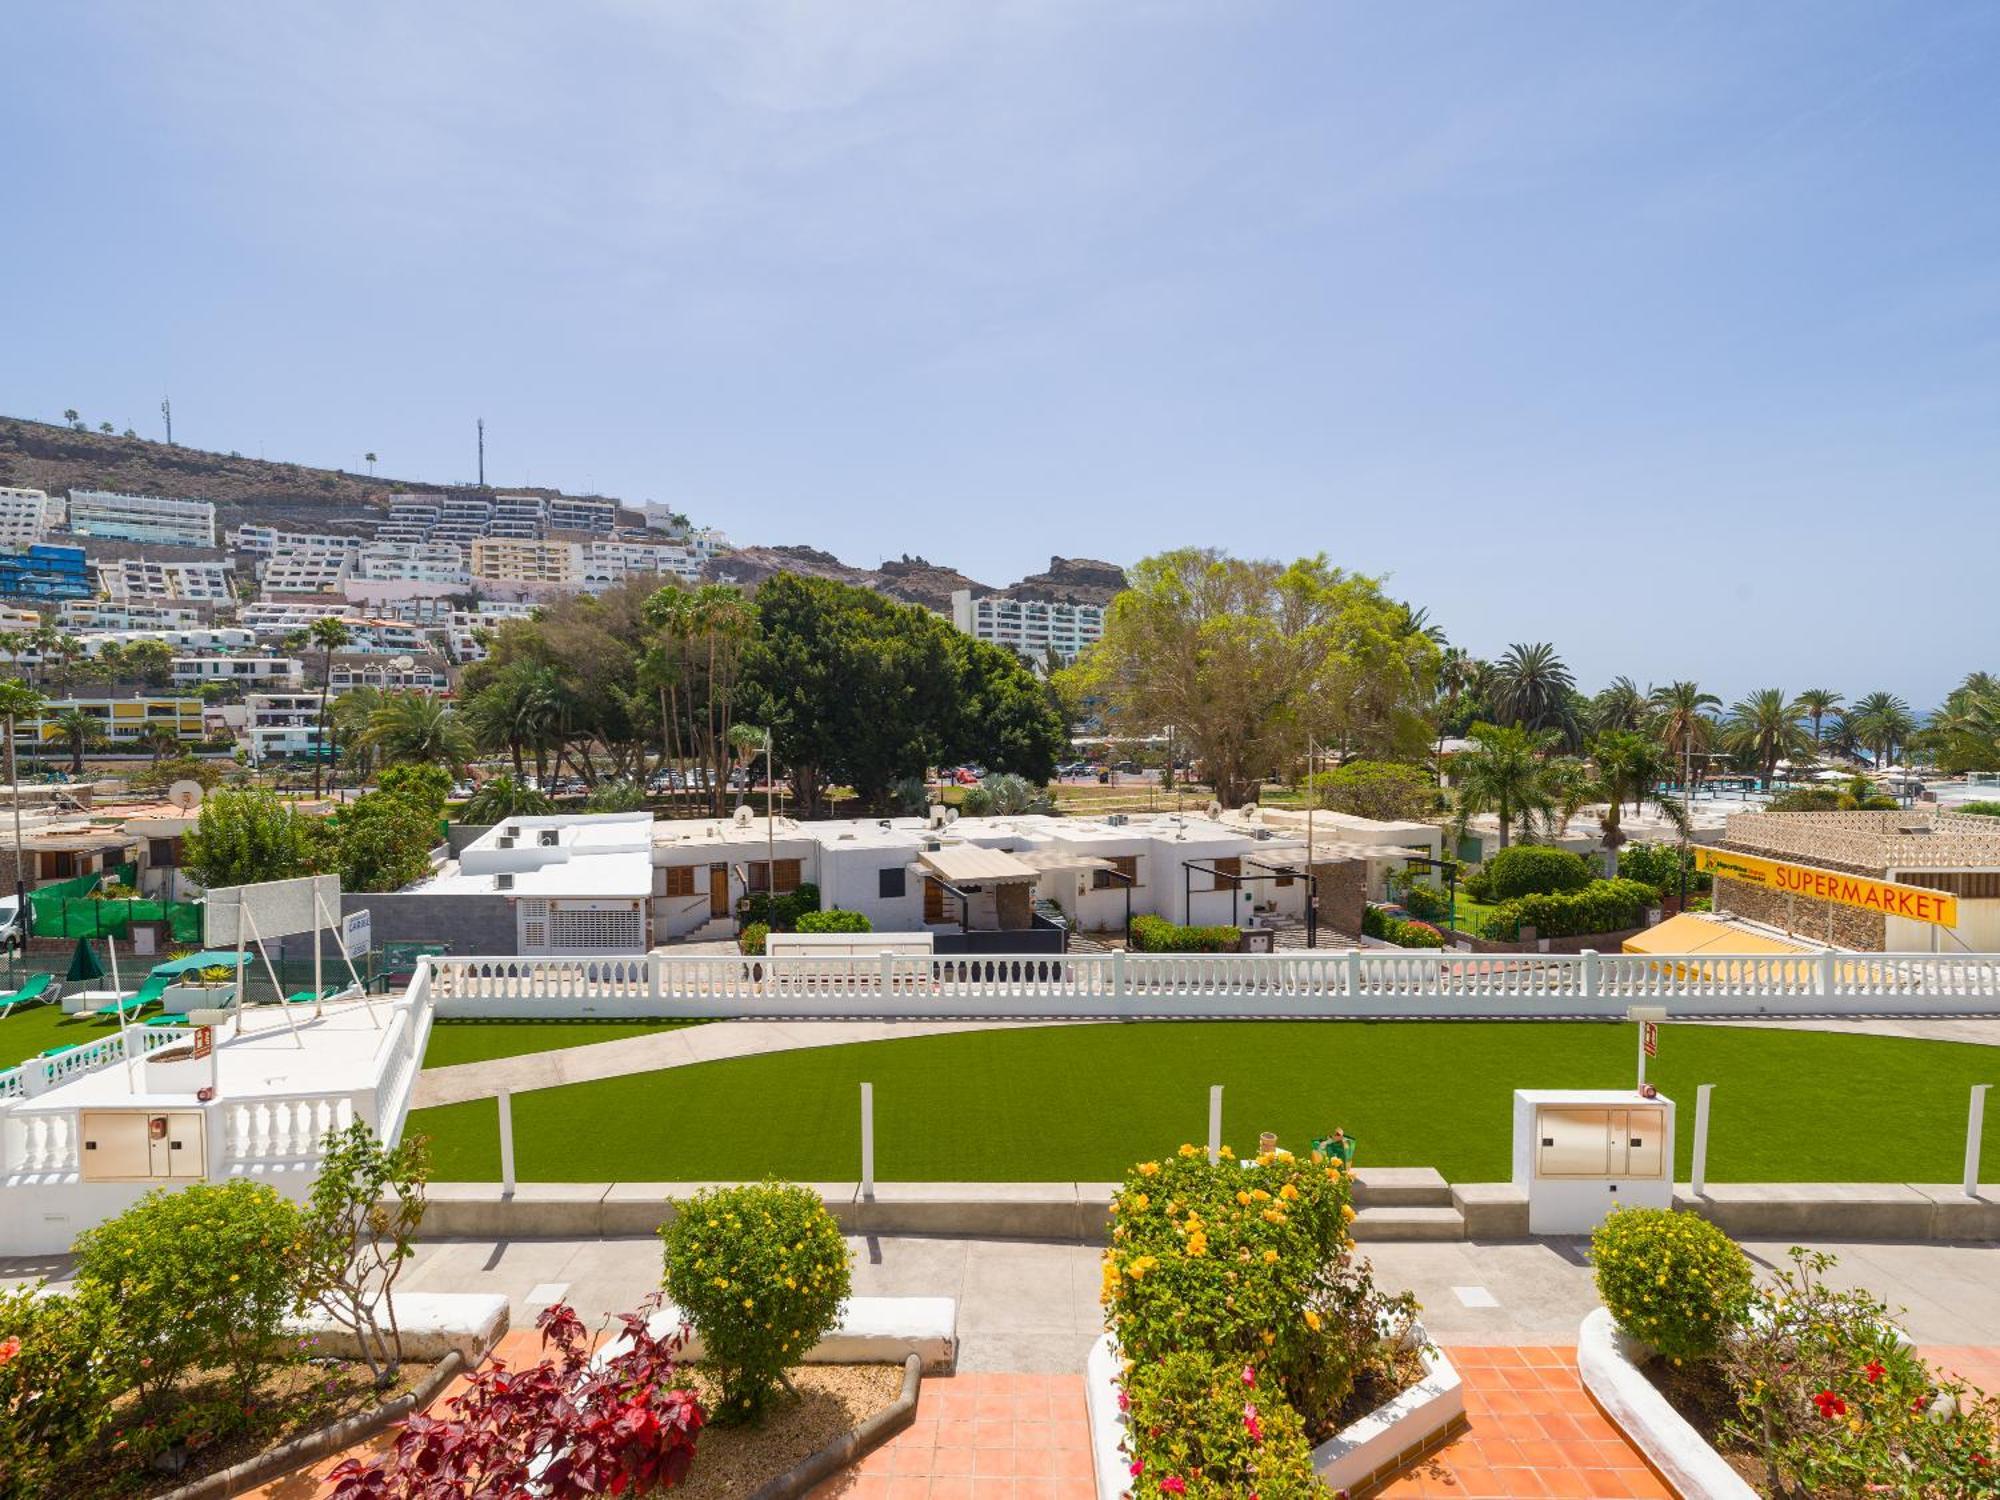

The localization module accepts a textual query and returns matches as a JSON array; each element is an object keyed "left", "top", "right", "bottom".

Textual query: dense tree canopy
[{"left": 1077, "top": 550, "right": 1439, "bottom": 804}]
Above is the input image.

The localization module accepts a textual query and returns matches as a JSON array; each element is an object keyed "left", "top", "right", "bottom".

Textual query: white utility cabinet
[{"left": 1512, "top": 1089, "right": 1675, "bottom": 1235}]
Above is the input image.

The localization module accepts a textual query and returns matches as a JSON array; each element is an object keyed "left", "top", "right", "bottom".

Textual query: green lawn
[
  {"left": 421, "top": 1018, "right": 707, "bottom": 1070},
  {"left": 403, "top": 1021, "right": 2000, "bottom": 1185},
  {"left": 0, "top": 1003, "right": 127, "bottom": 1070},
  {"left": 1450, "top": 895, "right": 1505, "bottom": 936}
]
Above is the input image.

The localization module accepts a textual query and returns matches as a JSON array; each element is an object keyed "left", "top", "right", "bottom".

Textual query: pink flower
[
  {"left": 1130, "top": 1460, "right": 1143, "bottom": 1477},
  {"left": 1161, "top": 1479, "right": 1187, "bottom": 1496},
  {"left": 1241, "top": 1364, "right": 1257, "bottom": 1386},
  {"left": 1117, "top": 1389, "right": 1130, "bottom": 1412},
  {"left": 1244, "top": 1402, "right": 1263, "bottom": 1443},
  {"left": 0, "top": 1337, "right": 19, "bottom": 1367}
]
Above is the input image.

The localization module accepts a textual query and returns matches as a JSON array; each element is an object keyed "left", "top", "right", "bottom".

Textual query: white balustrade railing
[
  {"left": 420, "top": 948, "right": 2000, "bottom": 1020},
  {"left": 3, "top": 1110, "right": 78, "bottom": 1173},
  {"left": 222, "top": 1092, "right": 359, "bottom": 1163}
]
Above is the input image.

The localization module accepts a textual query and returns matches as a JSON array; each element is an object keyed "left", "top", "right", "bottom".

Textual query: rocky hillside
[
  {"left": 704, "top": 548, "right": 1130, "bottom": 612},
  {"left": 0, "top": 414, "right": 1129, "bottom": 611},
  {"left": 704, "top": 546, "right": 990, "bottom": 611},
  {"left": 1008, "top": 556, "right": 1127, "bottom": 605},
  {"left": 0, "top": 416, "right": 635, "bottom": 537}
]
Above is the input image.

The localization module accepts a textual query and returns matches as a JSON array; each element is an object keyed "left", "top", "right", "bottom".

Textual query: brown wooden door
[{"left": 709, "top": 864, "right": 729, "bottom": 919}]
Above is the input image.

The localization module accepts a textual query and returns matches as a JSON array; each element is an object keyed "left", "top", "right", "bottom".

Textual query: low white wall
[{"left": 1576, "top": 1307, "right": 1757, "bottom": 1500}]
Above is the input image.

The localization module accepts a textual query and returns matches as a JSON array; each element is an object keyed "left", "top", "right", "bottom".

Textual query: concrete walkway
[
  {"left": 415, "top": 1011, "right": 2000, "bottom": 1108},
  {"left": 17, "top": 1233, "right": 1988, "bottom": 1375},
  {"left": 412, "top": 1019, "right": 1060, "bottom": 1108}
]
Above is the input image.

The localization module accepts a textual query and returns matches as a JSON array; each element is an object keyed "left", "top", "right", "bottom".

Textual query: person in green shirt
[{"left": 1313, "top": 1127, "right": 1357, "bottom": 1167}]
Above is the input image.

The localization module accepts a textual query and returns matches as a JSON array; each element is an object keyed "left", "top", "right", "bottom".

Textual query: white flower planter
[
  {"left": 1085, "top": 1325, "right": 1464, "bottom": 1499},
  {"left": 1576, "top": 1307, "right": 1757, "bottom": 1500}
]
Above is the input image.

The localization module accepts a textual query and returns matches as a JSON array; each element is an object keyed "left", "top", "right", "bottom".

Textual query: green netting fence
[{"left": 27, "top": 870, "right": 205, "bottom": 943}]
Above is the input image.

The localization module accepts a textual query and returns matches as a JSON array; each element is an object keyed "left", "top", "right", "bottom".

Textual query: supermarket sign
[{"left": 1695, "top": 847, "right": 1957, "bottom": 928}]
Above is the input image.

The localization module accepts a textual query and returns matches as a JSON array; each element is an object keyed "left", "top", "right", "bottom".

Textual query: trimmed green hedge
[
  {"left": 1485, "top": 877, "right": 1657, "bottom": 940},
  {"left": 1482, "top": 845, "right": 1594, "bottom": 901},
  {"left": 795, "top": 908, "right": 871, "bottom": 934},
  {"left": 1130, "top": 914, "right": 1241, "bottom": 952}
]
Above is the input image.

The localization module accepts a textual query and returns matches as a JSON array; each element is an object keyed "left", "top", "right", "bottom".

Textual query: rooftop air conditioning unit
[
  {"left": 538, "top": 829, "right": 560, "bottom": 847},
  {"left": 495, "top": 873, "right": 514, "bottom": 891},
  {"left": 497, "top": 835, "right": 516, "bottom": 849},
  {"left": 1106, "top": 813, "right": 1128, "bottom": 827}
]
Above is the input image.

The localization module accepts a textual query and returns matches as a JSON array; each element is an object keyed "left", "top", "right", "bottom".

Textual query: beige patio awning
[
  {"left": 915, "top": 845, "right": 1040, "bottom": 884},
  {"left": 1010, "top": 849, "right": 1115, "bottom": 874}
]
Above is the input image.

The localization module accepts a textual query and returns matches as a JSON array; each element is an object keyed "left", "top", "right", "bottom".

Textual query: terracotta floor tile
[
  {"left": 931, "top": 1445, "right": 977, "bottom": 1476},
  {"left": 883, "top": 1478, "right": 931, "bottom": 1500},
  {"left": 927, "top": 1478, "right": 974, "bottom": 1500}
]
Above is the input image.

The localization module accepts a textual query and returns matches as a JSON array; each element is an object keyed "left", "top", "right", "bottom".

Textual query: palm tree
[
  {"left": 1451, "top": 722, "right": 1558, "bottom": 849},
  {"left": 361, "top": 691, "right": 470, "bottom": 770},
  {"left": 134, "top": 722, "right": 180, "bottom": 766},
  {"left": 464, "top": 774, "right": 554, "bottom": 823},
  {"left": 307, "top": 617, "right": 352, "bottom": 796},
  {"left": 1590, "top": 676, "right": 1649, "bottom": 735},
  {"left": 1725, "top": 688, "right": 1811, "bottom": 783},
  {"left": 0, "top": 683, "right": 49, "bottom": 898},
  {"left": 1648, "top": 681, "right": 1721, "bottom": 787},
  {"left": 1847, "top": 691, "right": 1916, "bottom": 769},
  {"left": 1433, "top": 647, "right": 1476, "bottom": 770},
  {"left": 364, "top": 451, "right": 378, "bottom": 476},
  {"left": 1789, "top": 688, "right": 1843, "bottom": 749},
  {"left": 50, "top": 708, "right": 107, "bottom": 777},
  {"left": 1489, "top": 643, "right": 1578, "bottom": 741},
  {"left": 1577, "top": 730, "right": 1687, "bottom": 875},
  {"left": 462, "top": 661, "right": 563, "bottom": 783}
]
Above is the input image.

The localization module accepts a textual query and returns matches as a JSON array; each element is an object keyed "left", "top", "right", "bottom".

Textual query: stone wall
[
  {"left": 1314, "top": 860, "right": 1367, "bottom": 939},
  {"left": 1711, "top": 875, "right": 1883, "bottom": 949}
]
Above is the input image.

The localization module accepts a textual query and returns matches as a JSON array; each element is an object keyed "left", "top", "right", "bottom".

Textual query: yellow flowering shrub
[
  {"left": 661, "top": 1181, "right": 851, "bottom": 1424},
  {"left": 1591, "top": 1206, "right": 1752, "bottom": 1362},
  {"left": 1104, "top": 1147, "right": 1420, "bottom": 1496}
]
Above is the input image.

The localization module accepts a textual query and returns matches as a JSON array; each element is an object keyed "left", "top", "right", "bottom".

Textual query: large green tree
[
  {"left": 738, "top": 574, "right": 957, "bottom": 815},
  {"left": 1079, "top": 550, "right": 1438, "bottom": 805},
  {"left": 181, "top": 788, "right": 330, "bottom": 890}
]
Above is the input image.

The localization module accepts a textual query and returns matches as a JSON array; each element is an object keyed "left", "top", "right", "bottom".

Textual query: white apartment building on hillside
[
  {"left": 0, "top": 487, "right": 59, "bottom": 548},
  {"left": 578, "top": 538, "right": 700, "bottom": 586},
  {"left": 228, "top": 693, "right": 326, "bottom": 763},
  {"left": 238, "top": 600, "right": 357, "bottom": 635},
  {"left": 354, "top": 541, "right": 470, "bottom": 584},
  {"left": 67, "top": 490, "right": 217, "bottom": 547},
  {"left": 949, "top": 588, "right": 1106, "bottom": 664},
  {"left": 228, "top": 525, "right": 366, "bottom": 558},
  {"left": 58, "top": 599, "right": 205, "bottom": 632},
  {"left": 550, "top": 495, "right": 618, "bottom": 534},
  {"left": 172, "top": 655, "right": 304, "bottom": 690},
  {"left": 259, "top": 550, "right": 356, "bottom": 594},
  {"left": 98, "top": 555, "right": 235, "bottom": 602}
]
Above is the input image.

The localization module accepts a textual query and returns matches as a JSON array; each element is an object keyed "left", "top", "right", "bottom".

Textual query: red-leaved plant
[{"left": 326, "top": 1298, "right": 705, "bottom": 1499}]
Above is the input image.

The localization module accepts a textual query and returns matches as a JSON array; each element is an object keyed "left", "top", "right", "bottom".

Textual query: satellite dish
[
  {"left": 732, "top": 805, "right": 754, "bottom": 828},
  {"left": 1242, "top": 804, "right": 1261, "bottom": 821},
  {"left": 1205, "top": 800, "right": 1223, "bottom": 820},
  {"left": 168, "top": 780, "right": 205, "bottom": 811},
  {"left": 391, "top": 654, "right": 416, "bottom": 671},
  {"left": 944, "top": 807, "right": 959, "bottom": 825}
]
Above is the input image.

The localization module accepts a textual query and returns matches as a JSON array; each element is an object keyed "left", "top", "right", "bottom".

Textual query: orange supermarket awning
[{"left": 1621, "top": 912, "right": 1817, "bottom": 957}]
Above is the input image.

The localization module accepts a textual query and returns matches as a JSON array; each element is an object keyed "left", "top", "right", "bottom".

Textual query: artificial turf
[
  {"left": 421, "top": 1018, "right": 708, "bottom": 1070},
  {"left": 0, "top": 1002, "right": 126, "bottom": 1069},
  {"left": 402, "top": 1020, "right": 2000, "bottom": 1186}
]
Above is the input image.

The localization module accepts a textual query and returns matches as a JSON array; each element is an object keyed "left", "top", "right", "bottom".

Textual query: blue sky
[{"left": 4, "top": 3, "right": 1996, "bottom": 705}]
